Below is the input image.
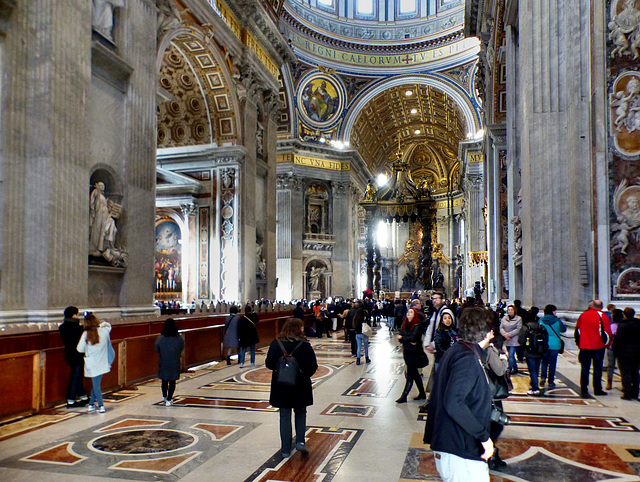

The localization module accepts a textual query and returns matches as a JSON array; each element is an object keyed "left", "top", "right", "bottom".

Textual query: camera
[{"left": 490, "top": 407, "right": 511, "bottom": 425}]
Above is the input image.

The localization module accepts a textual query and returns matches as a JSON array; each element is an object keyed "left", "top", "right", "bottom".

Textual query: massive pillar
[{"left": 0, "top": 0, "right": 157, "bottom": 323}]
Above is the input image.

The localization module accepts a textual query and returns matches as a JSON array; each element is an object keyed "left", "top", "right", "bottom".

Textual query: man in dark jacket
[
  {"left": 612, "top": 307, "right": 640, "bottom": 400},
  {"left": 59, "top": 306, "right": 88, "bottom": 407},
  {"left": 424, "top": 307, "right": 494, "bottom": 481}
]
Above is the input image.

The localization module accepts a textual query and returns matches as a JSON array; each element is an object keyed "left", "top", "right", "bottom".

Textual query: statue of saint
[
  {"left": 90, "top": 182, "right": 127, "bottom": 267},
  {"left": 92, "top": 0, "right": 125, "bottom": 39},
  {"left": 308, "top": 266, "right": 326, "bottom": 291}
]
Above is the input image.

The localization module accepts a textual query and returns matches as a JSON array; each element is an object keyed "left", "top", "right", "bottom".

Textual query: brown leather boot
[{"left": 606, "top": 378, "right": 612, "bottom": 390}]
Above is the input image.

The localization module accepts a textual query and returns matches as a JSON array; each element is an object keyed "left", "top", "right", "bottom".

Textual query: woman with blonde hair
[
  {"left": 265, "top": 318, "right": 318, "bottom": 458},
  {"left": 77, "top": 313, "right": 112, "bottom": 413}
]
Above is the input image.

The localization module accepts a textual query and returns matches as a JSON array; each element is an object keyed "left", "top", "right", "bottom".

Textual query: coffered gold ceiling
[{"left": 351, "top": 84, "right": 467, "bottom": 191}]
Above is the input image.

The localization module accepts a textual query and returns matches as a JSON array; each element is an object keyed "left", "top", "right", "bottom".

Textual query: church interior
[{"left": 2, "top": 0, "right": 640, "bottom": 481}]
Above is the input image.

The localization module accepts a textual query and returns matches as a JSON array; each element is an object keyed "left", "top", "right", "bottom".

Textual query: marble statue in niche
[
  {"left": 307, "top": 266, "right": 326, "bottom": 292},
  {"left": 89, "top": 182, "right": 128, "bottom": 267},
  {"left": 256, "top": 125, "right": 264, "bottom": 159},
  {"left": 609, "top": 0, "right": 640, "bottom": 59},
  {"left": 256, "top": 242, "right": 266, "bottom": 279},
  {"left": 511, "top": 189, "right": 523, "bottom": 260},
  {"left": 92, "top": 0, "right": 124, "bottom": 39}
]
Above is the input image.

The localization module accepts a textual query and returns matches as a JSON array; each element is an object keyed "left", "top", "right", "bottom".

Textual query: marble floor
[{"left": 1, "top": 324, "right": 640, "bottom": 481}]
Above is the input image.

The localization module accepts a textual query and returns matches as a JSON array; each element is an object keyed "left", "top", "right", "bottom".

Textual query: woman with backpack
[
  {"left": 265, "top": 318, "right": 318, "bottom": 458},
  {"left": 519, "top": 313, "right": 548, "bottom": 396},
  {"left": 76, "top": 313, "right": 112, "bottom": 413}
]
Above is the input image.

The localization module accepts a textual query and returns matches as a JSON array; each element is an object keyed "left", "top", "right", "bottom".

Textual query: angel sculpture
[{"left": 612, "top": 179, "right": 640, "bottom": 255}]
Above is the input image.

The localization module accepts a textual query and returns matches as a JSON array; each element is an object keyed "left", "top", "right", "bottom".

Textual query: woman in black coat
[
  {"left": 154, "top": 318, "right": 185, "bottom": 406},
  {"left": 238, "top": 304, "right": 260, "bottom": 368},
  {"left": 395, "top": 308, "right": 427, "bottom": 403},
  {"left": 265, "top": 318, "right": 318, "bottom": 458}
]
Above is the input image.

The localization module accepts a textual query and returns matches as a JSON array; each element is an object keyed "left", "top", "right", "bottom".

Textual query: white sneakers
[
  {"left": 87, "top": 404, "right": 106, "bottom": 413},
  {"left": 165, "top": 400, "right": 172, "bottom": 406},
  {"left": 98, "top": 406, "right": 106, "bottom": 413}
]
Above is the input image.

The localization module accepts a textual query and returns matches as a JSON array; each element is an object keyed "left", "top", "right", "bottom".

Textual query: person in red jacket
[{"left": 575, "top": 300, "right": 613, "bottom": 398}]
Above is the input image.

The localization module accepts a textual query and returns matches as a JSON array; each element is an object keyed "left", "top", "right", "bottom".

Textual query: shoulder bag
[
  {"left": 548, "top": 323, "right": 565, "bottom": 354},
  {"left": 107, "top": 333, "right": 116, "bottom": 365},
  {"left": 361, "top": 322, "right": 372, "bottom": 336},
  {"left": 597, "top": 311, "right": 610, "bottom": 345}
]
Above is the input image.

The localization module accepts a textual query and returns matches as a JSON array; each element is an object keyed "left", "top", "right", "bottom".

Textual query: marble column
[
  {"left": 331, "top": 182, "right": 353, "bottom": 298},
  {"left": 276, "top": 175, "right": 304, "bottom": 300},
  {"left": 240, "top": 93, "right": 258, "bottom": 302}
]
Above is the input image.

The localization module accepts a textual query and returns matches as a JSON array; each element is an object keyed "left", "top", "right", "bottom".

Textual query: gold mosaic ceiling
[{"left": 351, "top": 84, "right": 467, "bottom": 190}]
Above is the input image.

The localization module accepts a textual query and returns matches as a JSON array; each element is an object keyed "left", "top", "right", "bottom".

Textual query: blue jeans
[
  {"left": 239, "top": 345, "right": 256, "bottom": 365},
  {"left": 89, "top": 374, "right": 103, "bottom": 406},
  {"left": 541, "top": 349, "right": 560, "bottom": 386},
  {"left": 279, "top": 407, "right": 306, "bottom": 454},
  {"left": 526, "top": 357, "right": 542, "bottom": 390},
  {"left": 507, "top": 346, "right": 518, "bottom": 371},
  {"left": 67, "top": 364, "right": 86, "bottom": 402},
  {"left": 356, "top": 334, "right": 369, "bottom": 358}
]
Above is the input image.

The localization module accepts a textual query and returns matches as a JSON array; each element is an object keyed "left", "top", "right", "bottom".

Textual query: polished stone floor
[{"left": 1, "top": 323, "right": 640, "bottom": 481}]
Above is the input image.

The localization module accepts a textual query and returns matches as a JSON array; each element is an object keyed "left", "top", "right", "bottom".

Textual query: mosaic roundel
[
  {"left": 297, "top": 74, "right": 345, "bottom": 127},
  {"left": 91, "top": 429, "right": 196, "bottom": 455}
]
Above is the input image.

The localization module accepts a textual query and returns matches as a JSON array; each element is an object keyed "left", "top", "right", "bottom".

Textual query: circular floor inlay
[{"left": 91, "top": 429, "right": 195, "bottom": 454}]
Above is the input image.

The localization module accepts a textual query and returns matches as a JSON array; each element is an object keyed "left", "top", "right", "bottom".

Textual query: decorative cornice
[{"left": 282, "top": 10, "right": 465, "bottom": 56}]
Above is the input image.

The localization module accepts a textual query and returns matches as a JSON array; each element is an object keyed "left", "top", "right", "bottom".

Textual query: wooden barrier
[{"left": 0, "top": 312, "right": 306, "bottom": 421}]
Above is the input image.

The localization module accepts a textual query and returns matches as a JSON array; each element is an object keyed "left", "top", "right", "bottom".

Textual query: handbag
[
  {"left": 548, "top": 323, "right": 565, "bottom": 354},
  {"left": 361, "top": 322, "right": 372, "bottom": 336},
  {"left": 417, "top": 349, "right": 429, "bottom": 368},
  {"left": 107, "top": 334, "right": 116, "bottom": 365},
  {"left": 486, "top": 368, "right": 511, "bottom": 399}
]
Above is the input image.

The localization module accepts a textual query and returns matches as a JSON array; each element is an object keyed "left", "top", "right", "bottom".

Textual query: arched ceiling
[{"left": 350, "top": 83, "right": 467, "bottom": 191}]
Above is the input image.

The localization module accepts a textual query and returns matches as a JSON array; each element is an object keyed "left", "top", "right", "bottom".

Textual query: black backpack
[
  {"left": 275, "top": 340, "right": 303, "bottom": 386},
  {"left": 523, "top": 322, "right": 548, "bottom": 356}
]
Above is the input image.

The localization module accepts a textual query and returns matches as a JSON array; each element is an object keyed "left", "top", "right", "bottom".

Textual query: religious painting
[
  {"left": 297, "top": 74, "right": 344, "bottom": 126},
  {"left": 155, "top": 220, "right": 182, "bottom": 294}
]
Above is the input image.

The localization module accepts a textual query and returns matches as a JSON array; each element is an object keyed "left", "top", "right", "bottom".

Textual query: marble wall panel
[{"left": 607, "top": 0, "right": 640, "bottom": 300}]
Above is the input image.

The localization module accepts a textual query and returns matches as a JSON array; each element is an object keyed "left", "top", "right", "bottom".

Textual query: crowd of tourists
[{"left": 57, "top": 293, "right": 640, "bottom": 482}]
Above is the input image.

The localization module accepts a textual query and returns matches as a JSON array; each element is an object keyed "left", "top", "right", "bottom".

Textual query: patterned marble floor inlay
[
  {"left": 0, "top": 410, "right": 81, "bottom": 442},
  {"left": 245, "top": 426, "right": 363, "bottom": 482},
  {"left": 506, "top": 413, "right": 638, "bottom": 431},
  {"left": 320, "top": 403, "right": 377, "bottom": 417},
  {"left": 1, "top": 415, "right": 257, "bottom": 480},
  {"left": 158, "top": 395, "right": 277, "bottom": 412},
  {"left": 416, "top": 413, "right": 636, "bottom": 431},
  {"left": 90, "top": 429, "right": 197, "bottom": 454},
  {"left": 200, "top": 364, "right": 342, "bottom": 392},
  {"left": 399, "top": 434, "right": 640, "bottom": 482},
  {"left": 343, "top": 377, "right": 396, "bottom": 397},
  {"left": 102, "top": 390, "right": 142, "bottom": 403}
]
